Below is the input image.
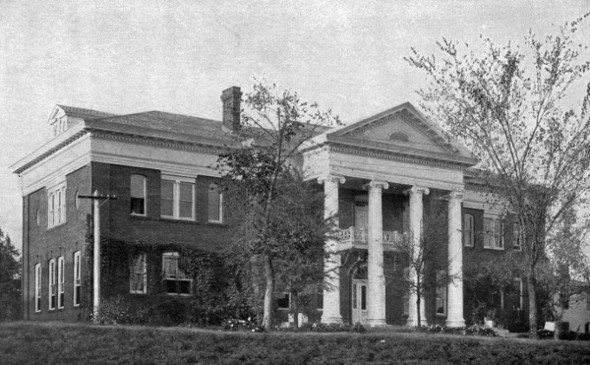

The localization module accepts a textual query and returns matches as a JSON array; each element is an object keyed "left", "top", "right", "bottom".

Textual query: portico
[{"left": 304, "top": 103, "right": 477, "bottom": 327}]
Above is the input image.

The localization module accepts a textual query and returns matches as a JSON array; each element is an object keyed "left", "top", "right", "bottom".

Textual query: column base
[
  {"left": 406, "top": 318, "right": 428, "bottom": 327},
  {"left": 320, "top": 314, "right": 343, "bottom": 324},
  {"left": 366, "top": 318, "right": 387, "bottom": 327},
  {"left": 445, "top": 318, "right": 465, "bottom": 328}
]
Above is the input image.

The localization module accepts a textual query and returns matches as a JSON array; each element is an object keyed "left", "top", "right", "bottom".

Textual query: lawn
[{"left": 0, "top": 322, "right": 589, "bottom": 364}]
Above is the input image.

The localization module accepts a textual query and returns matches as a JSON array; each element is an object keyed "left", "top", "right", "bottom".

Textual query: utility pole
[{"left": 78, "top": 190, "right": 116, "bottom": 323}]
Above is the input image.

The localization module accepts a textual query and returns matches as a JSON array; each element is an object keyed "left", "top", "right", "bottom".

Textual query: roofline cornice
[
  {"left": 328, "top": 142, "right": 474, "bottom": 171},
  {"left": 11, "top": 125, "right": 237, "bottom": 175}
]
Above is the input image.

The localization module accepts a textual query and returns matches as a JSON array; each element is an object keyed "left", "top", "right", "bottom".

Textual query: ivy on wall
[{"left": 80, "top": 217, "right": 252, "bottom": 325}]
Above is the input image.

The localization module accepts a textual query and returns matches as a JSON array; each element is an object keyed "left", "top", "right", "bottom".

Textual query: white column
[
  {"left": 320, "top": 175, "right": 345, "bottom": 324},
  {"left": 446, "top": 190, "right": 465, "bottom": 327},
  {"left": 406, "top": 186, "right": 429, "bottom": 327},
  {"left": 366, "top": 179, "right": 389, "bottom": 326}
]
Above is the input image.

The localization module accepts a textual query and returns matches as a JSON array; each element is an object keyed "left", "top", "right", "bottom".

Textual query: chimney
[{"left": 221, "top": 86, "right": 242, "bottom": 132}]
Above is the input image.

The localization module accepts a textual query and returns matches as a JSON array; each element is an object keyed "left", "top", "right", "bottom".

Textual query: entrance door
[{"left": 351, "top": 279, "right": 368, "bottom": 324}]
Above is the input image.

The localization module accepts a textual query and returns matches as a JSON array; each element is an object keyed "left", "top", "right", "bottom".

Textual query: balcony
[{"left": 337, "top": 227, "right": 408, "bottom": 251}]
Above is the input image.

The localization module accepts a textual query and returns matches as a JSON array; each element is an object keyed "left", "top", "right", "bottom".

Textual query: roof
[
  {"left": 314, "top": 102, "right": 478, "bottom": 168},
  {"left": 54, "top": 105, "right": 116, "bottom": 119}
]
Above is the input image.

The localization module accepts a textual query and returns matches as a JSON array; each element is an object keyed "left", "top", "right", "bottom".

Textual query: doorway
[{"left": 351, "top": 263, "right": 368, "bottom": 324}]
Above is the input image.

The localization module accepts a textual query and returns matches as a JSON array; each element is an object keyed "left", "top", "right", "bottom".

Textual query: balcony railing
[{"left": 337, "top": 227, "right": 408, "bottom": 251}]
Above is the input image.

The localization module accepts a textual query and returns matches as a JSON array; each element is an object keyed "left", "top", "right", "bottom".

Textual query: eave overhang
[{"left": 11, "top": 120, "right": 238, "bottom": 175}]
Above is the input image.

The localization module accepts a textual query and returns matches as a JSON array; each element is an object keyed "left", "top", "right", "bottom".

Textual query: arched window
[{"left": 389, "top": 132, "right": 410, "bottom": 142}]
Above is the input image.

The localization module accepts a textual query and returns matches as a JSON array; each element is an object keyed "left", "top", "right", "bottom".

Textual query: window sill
[
  {"left": 165, "top": 293, "right": 192, "bottom": 297},
  {"left": 483, "top": 247, "right": 505, "bottom": 251},
  {"left": 47, "top": 222, "right": 67, "bottom": 231},
  {"left": 160, "top": 217, "right": 198, "bottom": 225},
  {"left": 206, "top": 221, "right": 226, "bottom": 226}
]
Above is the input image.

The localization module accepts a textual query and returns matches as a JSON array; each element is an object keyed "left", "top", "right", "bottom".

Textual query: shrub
[
  {"left": 222, "top": 317, "right": 265, "bottom": 332},
  {"left": 93, "top": 295, "right": 148, "bottom": 325}
]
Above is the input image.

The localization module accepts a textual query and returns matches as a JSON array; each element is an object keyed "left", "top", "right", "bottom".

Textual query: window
[
  {"left": 484, "top": 217, "right": 504, "bottom": 249},
  {"left": 514, "top": 278, "right": 523, "bottom": 310},
  {"left": 73, "top": 251, "right": 81, "bottom": 306},
  {"left": 47, "top": 182, "right": 67, "bottom": 228},
  {"left": 463, "top": 214, "right": 475, "bottom": 247},
  {"left": 586, "top": 293, "right": 590, "bottom": 311},
  {"left": 160, "top": 177, "right": 195, "bottom": 220},
  {"left": 57, "top": 257, "right": 64, "bottom": 309},
  {"left": 277, "top": 292, "right": 290, "bottom": 309},
  {"left": 130, "top": 253, "right": 147, "bottom": 294},
  {"left": 162, "top": 252, "right": 191, "bottom": 295},
  {"left": 436, "top": 271, "right": 447, "bottom": 316},
  {"left": 35, "top": 264, "right": 41, "bottom": 312},
  {"left": 130, "top": 174, "right": 146, "bottom": 215},
  {"left": 316, "top": 292, "right": 323, "bottom": 310},
  {"left": 208, "top": 183, "right": 223, "bottom": 223},
  {"left": 48, "top": 259, "right": 56, "bottom": 310},
  {"left": 513, "top": 222, "right": 522, "bottom": 251},
  {"left": 389, "top": 131, "right": 410, "bottom": 142}
]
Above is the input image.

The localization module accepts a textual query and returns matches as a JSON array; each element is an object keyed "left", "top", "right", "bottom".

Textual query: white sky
[{"left": 1, "top": 0, "right": 589, "bottom": 252}]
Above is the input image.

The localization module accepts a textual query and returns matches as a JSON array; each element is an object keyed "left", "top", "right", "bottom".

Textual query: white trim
[
  {"left": 162, "top": 252, "right": 192, "bottom": 296},
  {"left": 130, "top": 253, "right": 147, "bottom": 294},
  {"left": 514, "top": 278, "right": 524, "bottom": 310},
  {"left": 57, "top": 257, "right": 64, "bottom": 309},
  {"left": 130, "top": 174, "right": 147, "bottom": 216},
  {"left": 207, "top": 183, "right": 223, "bottom": 223},
  {"left": 160, "top": 177, "right": 196, "bottom": 221},
  {"left": 73, "top": 251, "right": 81, "bottom": 307},
  {"left": 48, "top": 259, "right": 56, "bottom": 310},
  {"left": 35, "top": 263, "right": 41, "bottom": 313}
]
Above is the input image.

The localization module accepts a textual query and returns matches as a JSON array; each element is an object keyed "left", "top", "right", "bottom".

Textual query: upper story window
[
  {"left": 47, "top": 182, "right": 67, "bottom": 228},
  {"left": 73, "top": 251, "right": 81, "bottom": 307},
  {"left": 208, "top": 183, "right": 223, "bottom": 223},
  {"left": 130, "top": 174, "right": 146, "bottom": 216},
  {"left": 483, "top": 216, "right": 504, "bottom": 250},
  {"left": 35, "top": 263, "right": 41, "bottom": 313},
  {"left": 162, "top": 252, "right": 192, "bottom": 295},
  {"left": 513, "top": 222, "right": 522, "bottom": 251},
  {"left": 463, "top": 214, "right": 475, "bottom": 247},
  {"left": 48, "top": 259, "right": 56, "bottom": 310},
  {"left": 130, "top": 253, "right": 147, "bottom": 294},
  {"left": 161, "top": 176, "right": 195, "bottom": 220}
]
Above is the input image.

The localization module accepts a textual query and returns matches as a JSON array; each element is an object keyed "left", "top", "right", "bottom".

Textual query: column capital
[
  {"left": 318, "top": 175, "right": 346, "bottom": 185},
  {"left": 363, "top": 179, "right": 389, "bottom": 191},
  {"left": 448, "top": 190, "right": 464, "bottom": 200},
  {"left": 404, "top": 185, "right": 430, "bottom": 196}
]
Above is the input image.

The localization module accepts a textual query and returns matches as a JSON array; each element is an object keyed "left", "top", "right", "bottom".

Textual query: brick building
[{"left": 12, "top": 87, "right": 529, "bottom": 328}]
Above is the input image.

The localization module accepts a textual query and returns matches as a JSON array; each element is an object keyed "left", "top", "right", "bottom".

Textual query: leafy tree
[
  {"left": 0, "top": 228, "right": 20, "bottom": 321},
  {"left": 406, "top": 14, "right": 590, "bottom": 337},
  {"left": 218, "top": 81, "right": 341, "bottom": 330}
]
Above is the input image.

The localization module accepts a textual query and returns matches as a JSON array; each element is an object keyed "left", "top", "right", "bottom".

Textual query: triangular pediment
[{"left": 326, "top": 102, "right": 477, "bottom": 166}]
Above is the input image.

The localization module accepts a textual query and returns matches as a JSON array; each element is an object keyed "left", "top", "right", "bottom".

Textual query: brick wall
[{"left": 24, "top": 165, "right": 91, "bottom": 321}]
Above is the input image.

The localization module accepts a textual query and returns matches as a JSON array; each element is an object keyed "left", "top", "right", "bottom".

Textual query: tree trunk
[
  {"left": 262, "top": 255, "right": 274, "bottom": 331},
  {"left": 527, "top": 273, "right": 538, "bottom": 339},
  {"left": 416, "top": 276, "right": 422, "bottom": 327}
]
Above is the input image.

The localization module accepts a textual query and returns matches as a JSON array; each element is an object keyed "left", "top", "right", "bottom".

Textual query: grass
[{"left": 1, "top": 322, "right": 589, "bottom": 364}]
